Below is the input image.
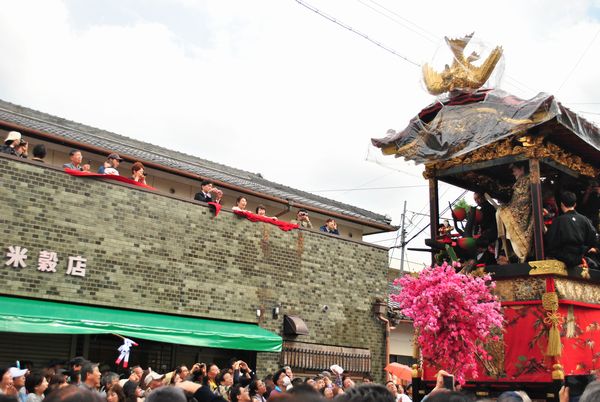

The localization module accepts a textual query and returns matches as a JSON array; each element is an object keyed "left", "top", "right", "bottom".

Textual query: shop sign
[{"left": 5, "top": 245, "right": 87, "bottom": 277}]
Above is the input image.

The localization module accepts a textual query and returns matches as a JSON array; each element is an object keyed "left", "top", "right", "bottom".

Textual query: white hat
[
  {"left": 5, "top": 131, "right": 21, "bottom": 143},
  {"left": 144, "top": 371, "right": 165, "bottom": 386},
  {"left": 330, "top": 365, "right": 344, "bottom": 375},
  {"left": 9, "top": 367, "right": 27, "bottom": 378}
]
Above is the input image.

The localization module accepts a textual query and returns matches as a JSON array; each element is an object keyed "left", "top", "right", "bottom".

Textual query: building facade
[{"left": 0, "top": 100, "right": 393, "bottom": 380}]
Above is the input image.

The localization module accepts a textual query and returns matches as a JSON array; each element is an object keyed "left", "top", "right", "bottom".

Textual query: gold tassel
[
  {"left": 581, "top": 258, "right": 591, "bottom": 279},
  {"left": 411, "top": 364, "right": 422, "bottom": 379},
  {"left": 551, "top": 364, "right": 564, "bottom": 380},
  {"left": 542, "top": 292, "right": 564, "bottom": 357},
  {"left": 545, "top": 313, "right": 562, "bottom": 356}
]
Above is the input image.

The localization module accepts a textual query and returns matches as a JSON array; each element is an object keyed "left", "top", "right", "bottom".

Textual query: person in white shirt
[{"left": 232, "top": 197, "right": 248, "bottom": 212}]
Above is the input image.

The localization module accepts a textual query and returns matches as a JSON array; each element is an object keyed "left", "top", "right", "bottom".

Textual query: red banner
[
  {"left": 207, "top": 202, "right": 222, "bottom": 217},
  {"left": 64, "top": 168, "right": 156, "bottom": 190},
  {"left": 233, "top": 210, "right": 299, "bottom": 231}
]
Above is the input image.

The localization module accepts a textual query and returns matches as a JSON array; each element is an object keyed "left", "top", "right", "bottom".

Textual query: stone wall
[{"left": 0, "top": 156, "right": 389, "bottom": 379}]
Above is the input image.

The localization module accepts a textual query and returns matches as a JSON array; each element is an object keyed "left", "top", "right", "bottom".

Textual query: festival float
[{"left": 373, "top": 33, "right": 600, "bottom": 401}]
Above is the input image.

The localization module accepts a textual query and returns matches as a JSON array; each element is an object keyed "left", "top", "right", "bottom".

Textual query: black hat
[{"left": 68, "top": 356, "right": 88, "bottom": 367}]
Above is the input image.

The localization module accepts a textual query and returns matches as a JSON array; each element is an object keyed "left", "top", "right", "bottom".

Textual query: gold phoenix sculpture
[{"left": 422, "top": 33, "right": 503, "bottom": 95}]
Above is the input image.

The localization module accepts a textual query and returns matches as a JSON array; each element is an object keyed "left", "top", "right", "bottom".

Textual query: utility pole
[{"left": 399, "top": 200, "right": 407, "bottom": 273}]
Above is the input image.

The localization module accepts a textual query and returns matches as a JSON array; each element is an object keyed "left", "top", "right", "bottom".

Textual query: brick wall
[{"left": 0, "top": 156, "right": 389, "bottom": 379}]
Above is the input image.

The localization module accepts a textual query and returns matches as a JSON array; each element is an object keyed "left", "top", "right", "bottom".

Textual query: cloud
[{"left": 0, "top": 0, "right": 599, "bottom": 266}]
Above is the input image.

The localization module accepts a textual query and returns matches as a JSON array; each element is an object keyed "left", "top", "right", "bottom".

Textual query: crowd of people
[
  {"left": 1, "top": 358, "right": 599, "bottom": 402},
  {"left": 0, "top": 358, "right": 393, "bottom": 402},
  {"left": 1, "top": 131, "right": 341, "bottom": 235}
]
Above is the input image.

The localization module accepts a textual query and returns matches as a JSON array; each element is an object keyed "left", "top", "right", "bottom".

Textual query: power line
[
  {"left": 356, "top": 0, "right": 438, "bottom": 44},
  {"left": 404, "top": 185, "right": 452, "bottom": 237},
  {"left": 293, "top": 0, "right": 421, "bottom": 66},
  {"left": 331, "top": 170, "right": 395, "bottom": 197},
  {"left": 392, "top": 189, "right": 469, "bottom": 249},
  {"left": 310, "top": 184, "right": 428, "bottom": 192},
  {"left": 556, "top": 26, "right": 600, "bottom": 93},
  {"left": 351, "top": 1, "right": 539, "bottom": 97}
]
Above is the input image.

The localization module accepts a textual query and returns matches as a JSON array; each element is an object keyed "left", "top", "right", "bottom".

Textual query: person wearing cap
[
  {"left": 98, "top": 153, "right": 123, "bottom": 175},
  {"left": 1, "top": 131, "right": 23, "bottom": 157},
  {"left": 144, "top": 370, "right": 165, "bottom": 397},
  {"left": 291, "top": 209, "right": 312, "bottom": 229},
  {"left": 8, "top": 367, "right": 28, "bottom": 402}
]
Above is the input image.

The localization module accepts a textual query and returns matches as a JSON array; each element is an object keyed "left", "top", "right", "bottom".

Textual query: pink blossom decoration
[{"left": 391, "top": 262, "right": 503, "bottom": 384}]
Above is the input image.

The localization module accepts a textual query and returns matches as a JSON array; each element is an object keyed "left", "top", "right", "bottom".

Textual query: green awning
[{"left": 0, "top": 296, "right": 282, "bottom": 352}]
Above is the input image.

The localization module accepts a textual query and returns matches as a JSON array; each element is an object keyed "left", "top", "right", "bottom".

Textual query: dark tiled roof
[
  {"left": 0, "top": 99, "right": 393, "bottom": 228},
  {"left": 387, "top": 274, "right": 411, "bottom": 321}
]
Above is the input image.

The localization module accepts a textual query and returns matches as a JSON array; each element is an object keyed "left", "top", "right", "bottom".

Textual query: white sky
[{"left": 1, "top": 0, "right": 599, "bottom": 271}]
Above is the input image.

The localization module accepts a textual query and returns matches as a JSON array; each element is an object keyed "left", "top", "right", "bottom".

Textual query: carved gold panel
[
  {"left": 554, "top": 278, "right": 600, "bottom": 304},
  {"left": 494, "top": 277, "right": 546, "bottom": 302}
]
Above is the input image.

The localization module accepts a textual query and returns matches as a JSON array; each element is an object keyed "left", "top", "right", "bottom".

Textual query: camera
[
  {"left": 442, "top": 374, "right": 454, "bottom": 391},
  {"left": 322, "top": 305, "right": 329, "bottom": 312},
  {"left": 566, "top": 374, "right": 594, "bottom": 400}
]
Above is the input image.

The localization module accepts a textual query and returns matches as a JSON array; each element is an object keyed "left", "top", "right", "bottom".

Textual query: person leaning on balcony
[
  {"left": 98, "top": 153, "right": 123, "bottom": 175},
  {"left": 320, "top": 218, "right": 339, "bottom": 235},
  {"left": 1, "top": 131, "right": 24, "bottom": 157},
  {"left": 14, "top": 139, "right": 28, "bottom": 158},
  {"left": 232, "top": 196, "right": 248, "bottom": 212},
  {"left": 31, "top": 144, "right": 46, "bottom": 163},
  {"left": 131, "top": 162, "right": 147, "bottom": 185},
  {"left": 194, "top": 180, "right": 223, "bottom": 204},
  {"left": 63, "top": 149, "right": 89, "bottom": 171},
  {"left": 291, "top": 209, "right": 312, "bottom": 229},
  {"left": 256, "top": 205, "right": 277, "bottom": 220}
]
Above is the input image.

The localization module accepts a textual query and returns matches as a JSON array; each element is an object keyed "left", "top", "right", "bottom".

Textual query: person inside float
[{"left": 496, "top": 162, "right": 533, "bottom": 263}]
